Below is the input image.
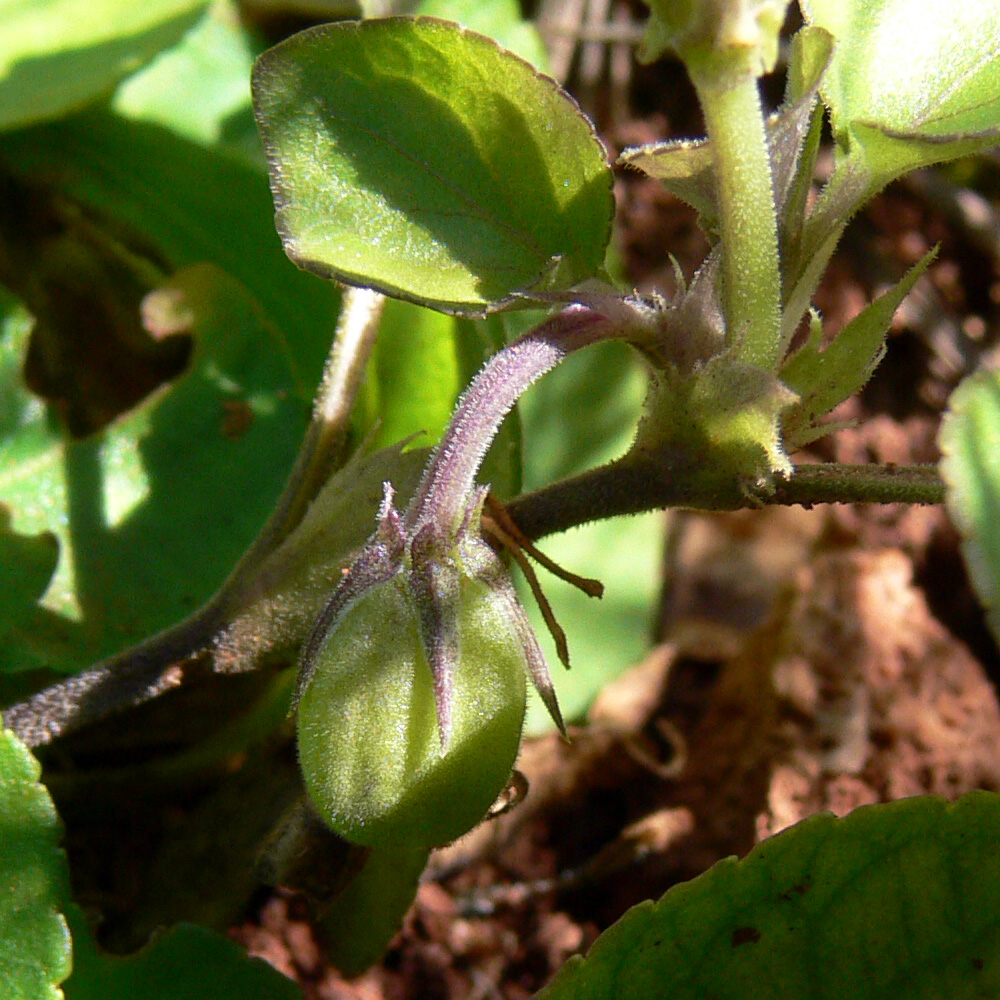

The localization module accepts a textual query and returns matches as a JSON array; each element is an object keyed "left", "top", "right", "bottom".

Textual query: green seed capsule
[{"left": 296, "top": 572, "right": 527, "bottom": 850}]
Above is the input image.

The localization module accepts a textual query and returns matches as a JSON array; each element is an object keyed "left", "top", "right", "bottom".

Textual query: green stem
[
  {"left": 506, "top": 461, "right": 945, "bottom": 542},
  {"left": 694, "top": 72, "right": 781, "bottom": 370}
]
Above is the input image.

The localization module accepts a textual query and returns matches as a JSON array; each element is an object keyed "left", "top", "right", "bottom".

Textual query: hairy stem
[
  {"left": 239, "top": 286, "right": 384, "bottom": 564},
  {"left": 506, "top": 460, "right": 946, "bottom": 542},
  {"left": 693, "top": 72, "right": 781, "bottom": 370},
  {"left": 405, "top": 307, "right": 616, "bottom": 535}
]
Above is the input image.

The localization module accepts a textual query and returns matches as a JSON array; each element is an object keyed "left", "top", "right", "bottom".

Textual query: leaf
[
  {"left": 415, "top": 0, "right": 549, "bottom": 69},
  {"left": 0, "top": 0, "right": 208, "bottom": 131},
  {"left": 63, "top": 907, "right": 300, "bottom": 1000},
  {"left": 0, "top": 512, "right": 57, "bottom": 632},
  {"left": 0, "top": 266, "right": 310, "bottom": 672},
  {"left": 112, "top": 0, "right": 261, "bottom": 158},
  {"left": 780, "top": 247, "right": 936, "bottom": 447},
  {"left": 802, "top": 0, "right": 1000, "bottom": 192},
  {"left": 0, "top": 108, "right": 339, "bottom": 383},
  {"left": 251, "top": 16, "right": 614, "bottom": 314},
  {"left": 0, "top": 107, "right": 338, "bottom": 674},
  {"left": 357, "top": 299, "right": 464, "bottom": 452},
  {"left": 940, "top": 366, "right": 1000, "bottom": 645},
  {"left": 536, "top": 792, "right": 1000, "bottom": 1000},
  {"left": 0, "top": 728, "right": 72, "bottom": 1000}
]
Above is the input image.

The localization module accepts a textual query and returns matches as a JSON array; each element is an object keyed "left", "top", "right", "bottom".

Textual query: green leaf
[
  {"left": 0, "top": 266, "right": 309, "bottom": 672},
  {"left": 112, "top": 0, "right": 261, "bottom": 159},
  {"left": 536, "top": 792, "right": 1000, "bottom": 1000},
  {"left": 781, "top": 247, "right": 936, "bottom": 447},
  {"left": 0, "top": 0, "right": 208, "bottom": 131},
  {"left": 415, "top": 0, "right": 549, "bottom": 69},
  {"left": 519, "top": 341, "right": 660, "bottom": 733},
  {"left": 64, "top": 907, "right": 300, "bottom": 1000},
  {"left": 357, "top": 299, "right": 464, "bottom": 452},
  {"left": 0, "top": 108, "right": 338, "bottom": 382},
  {"left": 940, "top": 366, "right": 1000, "bottom": 646},
  {"left": 251, "top": 16, "right": 614, "bottom": 314},
  {"left": 0, "top": 513, "right": 57, "bottom": 632},
  {"left": 0, "top": 728, "right": 72, "bottom": 1000},
  {"left": 802, "top": 0, "right": 1000, "bottom": 192}
]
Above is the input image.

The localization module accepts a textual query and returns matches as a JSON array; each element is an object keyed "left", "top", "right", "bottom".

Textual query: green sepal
[{"left": 296, "top": 570, "right": 527, "bottom": 850}]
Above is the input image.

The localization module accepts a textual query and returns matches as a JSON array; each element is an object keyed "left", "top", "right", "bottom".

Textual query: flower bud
[{"left": 296, "top": 567, "right": 527, "bottom": 850}]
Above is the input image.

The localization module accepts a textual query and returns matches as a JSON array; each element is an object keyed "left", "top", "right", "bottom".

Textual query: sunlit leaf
[
  {"left": 802, "top": 0, "right": 1000, "bottom": 192},
  {"left": 112, "top": 0, "right": 260, "bottom": 159},
  {"left": 0, "top": 266, "right": 309, "bottom": 672},
  {"left": 0, "top": 107, "right": 339, "bottom": 383},
  {"left": 0, "top": 0, "right": 208, "bottom": 131},
  {"left": 252, "top": 17, "right": 613, "bottom": 314}
]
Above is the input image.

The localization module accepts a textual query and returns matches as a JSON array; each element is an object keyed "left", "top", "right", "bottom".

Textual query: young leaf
[
  {"left": 940, "top": 366, "right": 1000, "bottom": 646},
  {"left": 252, "top": 17, "right": 614, "bottom": 314},
  {"left": 536, "top": 792, "right": 1000, "bottom": 1000},
  {"left": 780, "top": 247, "right": 936, "bottom": 448},
  {"left": 802, "top": 0, "right": 1000, "bottom": 194},
  {"left": 620, "top": 25, "right": 833, "bottom": 241},
  {"left": 0, "top": 0, "right": 208, "bottom": 131},
  {"left": 0, "top": 728, "right": 72, "bottom": 1000}
]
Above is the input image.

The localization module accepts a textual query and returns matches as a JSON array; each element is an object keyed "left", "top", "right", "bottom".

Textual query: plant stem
[
  {"left": 506, "top": 461, "right": 945, "bottom": 542},
  {"left": 242, "top": 286, "right": 384, "bottom": 561},
  {"left": 694, "top": 72, "right": 781, "bottom": 370},
  {"left": 404, "top": 307, "right": 615, "bottom": 536}
]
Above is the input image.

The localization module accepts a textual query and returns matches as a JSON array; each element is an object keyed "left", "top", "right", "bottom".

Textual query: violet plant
[
  {"left": 246, "top": 0, "right": 1000, "bottom": 975},
  {"left": 4, "top": 0, "right": 1000, "bottom": 995}
]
